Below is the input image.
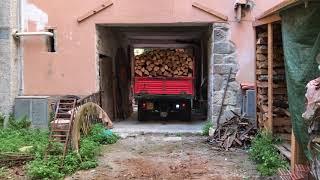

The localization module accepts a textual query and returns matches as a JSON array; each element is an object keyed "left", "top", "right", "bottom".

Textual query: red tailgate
[{"left": 134, "top": 77, "right": 194, "bottom": 95}]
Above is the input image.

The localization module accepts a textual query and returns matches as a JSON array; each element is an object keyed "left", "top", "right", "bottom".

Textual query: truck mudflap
[{"left": 137, "top": 98, "right": 192, "bottom": 121}]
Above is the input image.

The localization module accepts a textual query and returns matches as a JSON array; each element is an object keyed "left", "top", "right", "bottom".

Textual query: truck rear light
[
  {"left": 182, "top": 103, "right": 186, "bottom": 107},
  {"left": 142, "top": 103, "right": 147, "bottom": 109}
]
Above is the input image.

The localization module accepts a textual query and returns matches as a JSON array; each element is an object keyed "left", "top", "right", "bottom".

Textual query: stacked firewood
[
  {"left": 256, "top": 27, "right": 291, "bottom": 141},
  {"left": 134, "top": 48, "right": 194, "bottom": 78},
  {"left": 272, "top": 27, "right": 291, "bottom": 140},
  {"left": 256, "top": 31, "right": 270, "bottom": 129},
  {"left": 208, "top": 111, "right": 256, "bottom": 150}
]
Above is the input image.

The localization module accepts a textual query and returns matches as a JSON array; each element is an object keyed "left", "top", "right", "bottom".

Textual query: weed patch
[
  {"left": 0, "top": 119, "right": 119, "bottom": 180},
  {"left": 202, "top": 121, "right": 213, "bottom": 136},
  {"left": 0, "top": 129, "right": 48, "bottom": 154},
  {"left": 8, "top": 115, "right": 31, "bottom": 130},
  {"left": 249, "top": 131, "right": 289, "bottom": 176},
  {"left": 25, "top": 123, "right": 119, "bottom": 179}
]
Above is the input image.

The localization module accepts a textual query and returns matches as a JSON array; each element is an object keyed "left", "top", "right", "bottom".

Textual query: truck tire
[
  {"left": 185, "top": 101, "right": 192, "bottom": 121},
  {"left": 137, "top": 107, "right": 142, "bottom": 121}
]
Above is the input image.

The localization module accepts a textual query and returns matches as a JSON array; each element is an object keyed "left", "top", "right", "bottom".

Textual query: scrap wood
[
  {"left": 0, "top": 152, "right": 33, "bottom": 167},
  {"left": 208, "top": 111, "right": 256, "bottom": 150}
]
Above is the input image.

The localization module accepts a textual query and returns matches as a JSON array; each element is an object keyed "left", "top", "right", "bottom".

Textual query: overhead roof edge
[{"left": 256, "top": 0, "right": 300, "bottom": 20}]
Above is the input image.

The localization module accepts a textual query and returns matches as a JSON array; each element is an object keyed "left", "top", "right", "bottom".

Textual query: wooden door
[{"left": 99, "top": 55, "right": 114, "bottom": 120}]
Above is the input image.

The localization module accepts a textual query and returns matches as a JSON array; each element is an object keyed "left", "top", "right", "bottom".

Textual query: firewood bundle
[
  {"left": 208, "top": 111, "right": 256, "bottom": 150},
  {"left": 134, "top": 49, "right": 194, "bottom": 78}
]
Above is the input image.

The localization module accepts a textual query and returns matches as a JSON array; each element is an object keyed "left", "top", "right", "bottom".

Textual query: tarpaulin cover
[{"left": 280, "top": 2, "right": 320, "bottom": 159}]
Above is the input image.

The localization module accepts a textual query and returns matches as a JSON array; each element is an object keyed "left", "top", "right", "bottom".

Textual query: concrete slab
[{"left": 111, "top": 119, "right": 205, "bottom": 135}]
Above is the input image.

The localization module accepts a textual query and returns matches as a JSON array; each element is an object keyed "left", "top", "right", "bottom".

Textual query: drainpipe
[{"left": 17, "top": 0, "right": 23, "bottom": 95}]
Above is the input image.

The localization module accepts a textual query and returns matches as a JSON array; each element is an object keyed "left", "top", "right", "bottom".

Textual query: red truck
[{"left": 133, "top": 49, "right": 195, "bottom": 121}]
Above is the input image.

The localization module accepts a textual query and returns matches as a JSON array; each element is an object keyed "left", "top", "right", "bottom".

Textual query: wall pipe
[{"left": 14, "top": 31, "right": 54, "bottom": 38}]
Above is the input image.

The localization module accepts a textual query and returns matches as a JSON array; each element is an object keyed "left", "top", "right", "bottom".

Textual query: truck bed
[{"left": 134, "top": 77, "right": 194, "bottom": 96}]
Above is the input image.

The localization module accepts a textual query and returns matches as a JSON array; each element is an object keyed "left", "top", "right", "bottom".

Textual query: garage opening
[
  {"left": 96, "top": 25, "right": 209, "bottom": 122},
  {"left": 96, "top": 24, "right": 240, "bottom": 133}
]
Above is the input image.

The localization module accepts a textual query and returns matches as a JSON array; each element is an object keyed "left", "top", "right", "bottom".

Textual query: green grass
[
  {"left": 249, "top": 131, "right": 289, "bottom": 176},
  {"left": 202, "top": 121, "right": 213, "bottom": 136},
  {"left": 0, "top": 129, "right": 48, "bottom": 154},
  {"left": 0, "top": 117, "right": 119, "bottom": 180}
]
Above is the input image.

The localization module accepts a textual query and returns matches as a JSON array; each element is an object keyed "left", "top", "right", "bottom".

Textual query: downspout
[{"left": 17, "top": 0, "right": 23, "bottom": 95}]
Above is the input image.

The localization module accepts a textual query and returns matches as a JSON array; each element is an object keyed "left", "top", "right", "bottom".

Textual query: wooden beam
[
  {"left": 267, "top": 23, "right": 273, "bottom": 133},
  {"left": 77, "top": 1, "right": 113, "bottom": 23},
  {"left": 256, "top": 0, "right": 299, "bottom": 20},
  {"left": 192, "top": 2, "right": 228, "bottom": 21},
  {"left": 254, "top": 14, "right": 281, "bottom": 27}
]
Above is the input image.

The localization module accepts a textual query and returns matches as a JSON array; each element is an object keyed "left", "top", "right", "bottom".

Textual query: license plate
[
  {"left": 146, "top": 102, "right": 154, "bottom": 110},
  {"left": 160, "top": 112, "right": 168, "bottom": 117}
]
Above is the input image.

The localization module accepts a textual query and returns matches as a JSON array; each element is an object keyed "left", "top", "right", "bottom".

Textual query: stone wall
[
  {"left": 208, "top": 23, "right": 241, "bottom": 126},
  {"left": 0, "top": 0, "right": 19, "bottom": 119}
]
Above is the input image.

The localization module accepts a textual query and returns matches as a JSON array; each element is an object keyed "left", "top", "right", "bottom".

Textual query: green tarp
[{"left": 280, "top": 2, "right": 320, "bottom": 159}]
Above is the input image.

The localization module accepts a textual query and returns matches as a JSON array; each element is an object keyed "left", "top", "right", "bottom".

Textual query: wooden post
[
  {"left": 291, "top": 130, "right": 307, "bottom": 171},
  {"left": 291, "top": 131, "right": 298, "bottom": 170},
  {"left": 267, "top": 23, "right": 273, "bottom": 133}
]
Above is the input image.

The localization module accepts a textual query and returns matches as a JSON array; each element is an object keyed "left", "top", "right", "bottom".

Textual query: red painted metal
[{"left": 134, "top": 77, "right": 194, "bottom": 95}]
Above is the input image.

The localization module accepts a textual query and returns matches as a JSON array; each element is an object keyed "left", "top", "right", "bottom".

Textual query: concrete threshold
[{"left": 111, "top": 119, "right": 205, "bottom": 138}]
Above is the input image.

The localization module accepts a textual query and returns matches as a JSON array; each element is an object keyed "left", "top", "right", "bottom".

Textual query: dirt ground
[{"left": 66, "top": 134, "right": 264, "bottom": 180}]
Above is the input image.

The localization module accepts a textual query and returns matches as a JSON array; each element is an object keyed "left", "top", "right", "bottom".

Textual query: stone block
[
  {"left": 214, "top": 41, "right": 236, "bottom": 54},
  {"left": 213, "top": 54, "right": 224, "bottom": 64},
  {"left": 212, "top": 90, "right": 237, "bottom": 106},
  {"left": 228, "top": 81, "right": 240, "bottom": 92},
  {"left": 213, "top": 74, "right": 224, "bottom": 91},
  {"left": 211, "top": 104, "right": 223, "bottom": 116},
  {"left": 212, "top": 91, "right": 223, "bottom": 104},
  {"left": 214, "top": 28, "right": 227, "bottom": 43},
  {"left": 224, "top": 54, "right": 237, "bottom": 64},
  {"left": 213, "top": 64, "right": 238, "bottom": 75},
  {"left": 224, "top": 91, "right": 238, "bottom": 105},
  {"left": 214, "top": 23, "right": 229, "bottom": 31}
]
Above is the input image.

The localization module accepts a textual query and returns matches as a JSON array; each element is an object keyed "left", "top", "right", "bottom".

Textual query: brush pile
[
  {"left": 208, "top": 111, "right": 256, "bottom": 150},
  {"left": 134, "top": 48, "right": 194, "bottom": 78}
]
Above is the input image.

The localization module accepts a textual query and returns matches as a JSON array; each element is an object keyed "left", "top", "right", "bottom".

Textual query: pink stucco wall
[{"left": 22, "top": 0, "right": 283, "bottom": 95}]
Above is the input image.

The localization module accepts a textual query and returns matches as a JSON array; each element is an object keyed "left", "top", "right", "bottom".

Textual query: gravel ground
[{"left": 66, "top": 134, "right": 264, "bottom": 180}]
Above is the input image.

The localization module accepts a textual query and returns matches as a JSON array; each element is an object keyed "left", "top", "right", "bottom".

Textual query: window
[{"left": 47, "top": 28, "right": 56, "bottom": 52}]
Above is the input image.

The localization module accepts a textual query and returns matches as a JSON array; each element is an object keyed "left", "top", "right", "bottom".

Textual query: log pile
[
  {"left": 208, "top": 111, "right": 256, "bottom": 150},
  {"left": 256, "top": 31, "right": 270, "bottom": 129},
  {"left": 256, "top": 26, "right": 291, "bottom": 140},
  {"left": 134, "top": 48, "right": 194, "bottom": 78}
]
